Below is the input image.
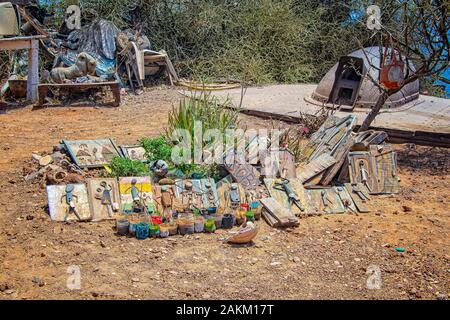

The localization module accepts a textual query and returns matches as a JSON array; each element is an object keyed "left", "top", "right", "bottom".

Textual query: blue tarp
[{"left": 60, "top": 50, "right": 116, "bottom": 79}]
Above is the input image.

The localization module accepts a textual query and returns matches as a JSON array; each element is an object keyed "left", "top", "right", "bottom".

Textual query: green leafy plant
[
  {"left": 175, "top": 163, "right": 222, "bottom": 181},
  {"left": 109, "top": 156, "right": 149, "bottom": 177},
  {"left": 140, "top": 136, "right": 172, "bottom": 162}
]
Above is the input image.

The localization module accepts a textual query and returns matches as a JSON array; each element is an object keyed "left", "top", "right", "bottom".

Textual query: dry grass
[{"left": 280, "top": 107, "right": 333, "bottom": 163}]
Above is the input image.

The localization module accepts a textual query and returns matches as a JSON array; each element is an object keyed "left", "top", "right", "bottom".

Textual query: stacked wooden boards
[
  {"left": 296, "top": 153, "right": 336, "bottom": 184},
  {"left": 260, "top": 197, "right": 298, "bottom": 227}
]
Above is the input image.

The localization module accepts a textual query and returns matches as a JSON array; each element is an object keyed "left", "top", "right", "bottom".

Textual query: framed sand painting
[
  {"left": 86, "top": 178, "right": 121, "bottom": 221},
  {"left": 62, "top": 139, "right": 122, "bottom": 168},
  {"left": 119, "top": 176, "right": 153, "bottom": 214},
  {"left": 47, "top": 184, "right": 91, "bottom": 222},
  {"left": 120, "top": 145, "right": 147, "bottom": 162}
]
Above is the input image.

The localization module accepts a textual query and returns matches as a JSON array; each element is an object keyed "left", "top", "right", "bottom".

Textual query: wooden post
[
  {"left": 27, "top": 39, "right": 39, "bottom": 101},
  {"left": 0, "top": 36, "right": 45, "bottom": 102}
]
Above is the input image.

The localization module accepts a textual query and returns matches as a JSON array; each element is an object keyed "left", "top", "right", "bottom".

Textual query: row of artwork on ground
[
  {"left": 47, "top": 177, "right": 220, "bottom": 222},
  {"left": 63, "top": 139, "right": 146, "bottom": 168}
]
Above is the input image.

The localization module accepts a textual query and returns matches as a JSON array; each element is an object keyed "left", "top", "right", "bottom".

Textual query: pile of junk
[
  {"left": 23, "top": 113, "right": 400, "bottom": 244},
  {"left": 0, "top": 0, "right": 179, "bottom": 106}
]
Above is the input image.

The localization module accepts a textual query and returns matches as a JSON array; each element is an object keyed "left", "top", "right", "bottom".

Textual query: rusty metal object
[{"left": 311, "top": 47, "right": 419, "bottom": 109}]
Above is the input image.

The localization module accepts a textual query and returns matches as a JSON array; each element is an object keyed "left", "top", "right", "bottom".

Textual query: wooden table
[
  {"left": 37, "top": 81, "right": 121, "bottom": 107},
  {"left": 0, "top": 35, "right": 46, "bottom": 101}
]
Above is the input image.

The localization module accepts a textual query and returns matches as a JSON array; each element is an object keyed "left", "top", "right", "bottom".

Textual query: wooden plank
[
  {"left": 223, "top": 149, "right": 261, "bottom": 190},
  {"left": 371, "top": 147, "right": 400, "bottom": 194},
  {"left": 344, "top": 183, "right": 370, "bottom": 213},
  {"left": 164, "top": 55, "right": 179, "bottom": 83},
  {"left": 199, "top": 178, "right": 219, "bottom": 209},
  {"left": 27, "top": 40, "right": 39, "bottom": 101},
  {"left": 216, "top": 176, "right": 246, "bottom": 213},
  {"left": 320, "top": 135, "right": 355, "bottom": 185},
  {"left": 37, "top": 82, "right": 121, "bottom": 107},
  {"left": 264, "top": 178, "right": 309, "bottom": 216},
  {"left": 261, "top": 207, "right": 279, "bottom": 227},
  {"left": 190, "top": 179, "right": 205, "bottom": 209},
  {"left": 86, "top": 178, "right": 121, "bottom": 221},
  {"left": 279, "top": 149, "right": 296, "bottom": 179},
  {"left": 347, "top": 151, "right": 379, "bottom": 194},
  {"left": 309, "top": 116, "right": 356, "bottom": 160},
  {"left": 152, "top": 185, "right": 163, "bottom": 213},
  {"left": 144, "top": 54, "right": 166, "bottom": 62},
  {"left": 260, "top": 197, "right": 298, "bottom": 227},
  {"left": 303, "top": 173, "right": 324, "bottom": 186},
  {"left": 130, "top": 42, "right": 145, "bottom": 82},
  {"left": 356, "top": 126, "right": 450, "bottom": 148},
  {"left": 210, "top": 95, "right": 450, "bottom": 148},
  {"left": 0, "top": 37, "right": 41, "bottom": 101},
  {"left": 334, "top": 186, "right": 357, "bottom": 213},
  {"left": 296, "top": 153, "right": 336, "bottom": 183},
  {"left": 174, "top": 179, "right": 184, "bottom": 198},
  {"left": 39, "top": 81, "right": 119, "bottom": 88},
  {"left": 352, "top": 130, "right": 388, "bottom": 151},
  {"left": 0, "top": 36, "right": 45, "bottom": 50},
  {"left": 305, "top": 187, "right": 346, "bottom": 214}
]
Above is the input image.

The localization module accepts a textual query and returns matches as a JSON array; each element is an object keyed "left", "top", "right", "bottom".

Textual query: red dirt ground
[{"left": 0, "top": 87, "right": 448, "bottom": 300}]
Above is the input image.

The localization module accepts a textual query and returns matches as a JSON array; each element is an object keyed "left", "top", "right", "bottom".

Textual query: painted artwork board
[
  {"left": 305, "top": 187, "right": 346, "bottom": 215},
  {"left": 348, "top": 151, "right": 379, "bottom": 194},
  {"left": 334, "top": 185, "right": 357, "bottom": 213},
  {"left": 47, "top": 184, "right": 91, "bottom": 222},
  {"left": 216, "top": 176, "right": 247, "bottom": 213},
  {"left": 173, "top": 178, "right": 218, "bottom": 210},
  {"left": 120, "top": 145, "right": 147, "bottom": 162},
  {"left": 152, "top": 184, "right": 176, "bottom": 214},
  {"left": 371, "top": 148, "right": 400, "bottom": 194},
  {"left": 223, "top": 149, "right": 261, "bottom": 190},
  {"left": 119, "top": 176, "right": 153, "bottom": 214},
  {"left": 87, "top": 178, "right": 121, "bottom": 221},
  {"left": 264, "top": 178, "right": 310, "bottom": 216},
  {"left": 344, "top": 183, "right": 371, "bottom": 213},
  {"left": 63, "top": 138, "right": 121, "bottom": 168}
]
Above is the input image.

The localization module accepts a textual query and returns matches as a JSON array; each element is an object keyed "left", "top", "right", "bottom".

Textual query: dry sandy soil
[{"left": 0, "top": 87, "right": 448, "bottom": 300}]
